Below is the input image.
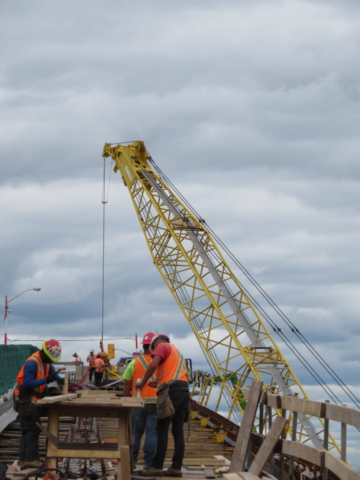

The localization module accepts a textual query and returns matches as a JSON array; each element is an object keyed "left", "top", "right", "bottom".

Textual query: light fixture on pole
[{"left": 3, "top": 288, "right": 41, "bottom": 345}]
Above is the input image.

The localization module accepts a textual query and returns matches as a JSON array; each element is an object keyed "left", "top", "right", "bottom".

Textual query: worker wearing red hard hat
[
  {"left": 14, "top": 339, "right": 64, "bottom": 470},
  {"left": 123, "top": 332, "right": 157, "bottom": 470},
  {"left": 137, "top": 334, "right": 189, "bottom": 478}
]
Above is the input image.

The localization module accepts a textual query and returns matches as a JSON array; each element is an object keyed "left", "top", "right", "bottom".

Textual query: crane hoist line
[{"left": 102, "top": 140, "right": 340, "bottom": 453}]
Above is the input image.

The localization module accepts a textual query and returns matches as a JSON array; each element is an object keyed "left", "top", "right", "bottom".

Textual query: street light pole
[{"left": 3, "top": 288, "right": 41, "bottom": 345}]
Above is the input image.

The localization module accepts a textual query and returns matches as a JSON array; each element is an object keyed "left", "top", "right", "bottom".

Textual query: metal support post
[
  {"left": 323, "top": 400, "right": 329, "bottom": 480},
  {"left": 289, "top": 411, "right": 298, "bottom": 480}
]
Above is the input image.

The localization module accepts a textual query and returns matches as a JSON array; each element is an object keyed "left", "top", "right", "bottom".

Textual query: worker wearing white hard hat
[{"left": 86, "top": 349, "right": 96, "bottom": 383}]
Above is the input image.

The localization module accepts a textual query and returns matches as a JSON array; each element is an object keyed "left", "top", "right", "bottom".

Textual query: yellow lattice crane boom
[{"left": 102, "top": 140, "right": 339, "bottom": 452}]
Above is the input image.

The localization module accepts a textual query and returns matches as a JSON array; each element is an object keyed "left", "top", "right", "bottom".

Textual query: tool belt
[
  {"left": 13, "top": 385, "right": 34, "bottom": 418},
  {"left": 156, "top": 384, "right": 174, "bottom": 420}
]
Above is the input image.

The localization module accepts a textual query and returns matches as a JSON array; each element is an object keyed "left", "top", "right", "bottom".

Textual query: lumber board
[
  {"left": 204, "top": 468, "right": 216, "bottom": 478},
  {"left": 37, "top": 393, "right": 79, "bottom": 404},
  {"left": 324, "top": 451, "right": 360, "bottom": 480},
  {"left": 325, "top": 404, "right": 360, "bottom": 428},
  {"left": 67, "top": 397, "right": 143, "bottom": 406},
  {"left": 280, "top": 396, "right": 325, "bottom": 418},
  {"left": 36, "top": 422, "right": 59, "bottom": 446},
  {"left": 120, "top": 445, "right": 131, "bottom": 480},
  {"left": 229, "top": 381, "right": 263, "bottom": 473},
  {"left": 265, "top": 393, "right": 281, "bottom": 409},
  {"left": 281, "top": 440, "right": 324, "bottom": 467},
  {"left": 223, "top": 474, "right": 243, "bottom": 480},
  {"left": 11, "top": 469, "right": 39, "bottom": 478},
  {"left": 237, "top": 473, "right": 261, "bottom": 480},
  {"left": 248, "top": 416, "right": 287, "bottom": 476}
]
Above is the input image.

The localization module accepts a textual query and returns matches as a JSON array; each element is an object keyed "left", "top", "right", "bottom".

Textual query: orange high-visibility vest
[
  {"left": 132, "top": 354, "right": 157, "bottom": 404},
  {"left": 156, "top": 344, "right": 188, "bottom": 386},
  {"left": 14, "top": 351, "right": 50, "bottom": 405},
  {"left": 87, "top": 354, "right": 95, "bottom": 366},
  {"left": 94, "top": 358, "right": 104, "bottom": 372}
]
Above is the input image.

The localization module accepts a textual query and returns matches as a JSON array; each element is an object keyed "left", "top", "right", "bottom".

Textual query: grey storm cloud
[{"left": 1, "top": 0, "right": 360, "bottom": 464}]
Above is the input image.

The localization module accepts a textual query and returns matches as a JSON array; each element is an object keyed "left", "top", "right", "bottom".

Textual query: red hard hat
[
  {"left": 42, "top": 339, "right": 62, "bottom": 362},
  {"left": 141, "top": 332, "right": 156, "bottom": 345}
]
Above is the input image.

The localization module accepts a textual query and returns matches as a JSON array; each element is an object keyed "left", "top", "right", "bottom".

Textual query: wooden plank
[
  {"left": 62, "top": 372, "right": 70, "bottom": 395},
  {"left": 237, "top": 473, "right": 261, "bottom": 480},
  {"left": 46, "top": 447, "right": 121, "bottom": 459},
  {"left": 11, "top": 469, "right": 39, "bottom": 477},
  {"left": 120, "top": 445, "right": 131, "bottom": 480},
  {"left": 47, "top": 407, "right": 59, "bottom": 467},
  {"left": 266, "top": 394, "right": 281, "bottom": 409},
  {"left": 37, "top": 394, "right": 79, "bottom": 404},
  {"left": 229, "top": 381, "right": 263, "bottom": 473},
  {"left": 57, "top": 442, "right": 118, "bottom": 451},
  {"left": 280, "top": 396, "right": 325, "bottom": 418},
  {"left": 324, "top": 451, "right": 360, "bottom": 480},
  {"left": 281, "top": 440, "right": 324, "bottom": 467},
  {"left": 36, "top": 423, "right": 59, "bottom": 446},
  {"left": 325, "top": 404, "right": 360, "bottom": 428},
  {"left": 223, "top": 473, "right": 243, "bottom": 480},
  {"left": 249, "top": 416, "right": 287, "bottom": 476},
  {"left": 261, "top": 472, "right": 277, "bottom": 480},
  {"left": 204, "top": 468, "right": 216, "bottom": 478}
]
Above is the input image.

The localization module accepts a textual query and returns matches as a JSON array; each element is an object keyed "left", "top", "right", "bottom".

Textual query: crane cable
[
  {"left": 148, "top": 157, "right": 360, "bottom": 409},
  {"left": 101, "top": 158, "right": 113, "bottom": 347},
  {"left": 147, "top": 162, "right": 336, "bottom": 403},
  {"left": 136, "top": 184, "right": 243, "bottom": 424}
]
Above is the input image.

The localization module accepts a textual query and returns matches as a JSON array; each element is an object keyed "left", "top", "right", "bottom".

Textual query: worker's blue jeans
[{"left": 132, "top": 404, "right": 157, "bottom": 468}]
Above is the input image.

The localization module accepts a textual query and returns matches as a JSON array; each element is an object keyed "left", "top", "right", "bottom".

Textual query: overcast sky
[{"left": 1, "top": 0, "right": 360, "bottom": 466}]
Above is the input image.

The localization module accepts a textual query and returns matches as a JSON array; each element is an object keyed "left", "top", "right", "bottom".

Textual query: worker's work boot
[
  {"left": 139, "top": 466, "right": 164, "bottom": 476},
  {"left": 165, "top": 468, "right": 183, "bottom": 477},
  {"left": 21, "top": 460, "right": 44, "bottom": 470}
]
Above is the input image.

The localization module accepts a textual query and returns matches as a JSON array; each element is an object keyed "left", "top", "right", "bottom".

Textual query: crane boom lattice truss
[{"left": 103, "top": 141, "right": 339, "bottom": 453}]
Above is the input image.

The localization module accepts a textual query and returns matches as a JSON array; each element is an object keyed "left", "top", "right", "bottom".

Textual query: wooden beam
[
  {"left": 282, "top": 440, "right": 324, "bottom": 467},
  {"left": 229, "top": 381, "right": 263, "bottom": 473},
  {"left": 35, "top": 423, "right": 59, "bottom": 446},
  {"left": 37, "top": 394, "right": 79, "bottom": 404},
  {"left": 325, "top": 404, "right": 360, "bottom": 429},
  {"left": 324, "top": 451, "right": 360, "bottom": 480},
  {"left": 248, "top": 416, "right": 287, "bottom": 476}
]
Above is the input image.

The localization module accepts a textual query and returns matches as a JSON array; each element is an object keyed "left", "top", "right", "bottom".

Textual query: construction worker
[
  {"left": 137, "top": 334, "right": 189, "bottom": 478},
  {"left": 72, "top": 352, "right": 82, "bottom": 363},
  {"left": 86, "top": 349, "right": 96, "bottom": 382},
  {"left": 123, "top": 332, "right": 158, "bottom": 470},
  {"left": 94, "top": 353, "right": 105, "bottom": 387},
  {"left": 14, "top": 339, "right": 63, "bottom": 470}
]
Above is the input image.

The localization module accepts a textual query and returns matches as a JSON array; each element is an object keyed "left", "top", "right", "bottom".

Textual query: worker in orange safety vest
[
  {"left": 14, "top": 339, "right": 63, "bottom": 470},
  {"left": 137, "top": 334, "right": 189, "bottom": 478},
  {"left": 123, "top": 332, "right": 157, "bottom": 470},
  {"left": 94, "top": 353, "right": 105, "bottom": 387},
  {"left": 86, "top": 349, "right": 96, "bottom": 382}
]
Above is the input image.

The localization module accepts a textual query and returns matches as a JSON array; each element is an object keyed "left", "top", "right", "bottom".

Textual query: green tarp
[{"left": 0, "top": 345, "right": 38, "bottom": 396}]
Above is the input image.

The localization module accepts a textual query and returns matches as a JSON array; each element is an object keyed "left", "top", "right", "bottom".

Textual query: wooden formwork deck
[{"left": 0, "top": 402, "right": 231, "bottom": 480}]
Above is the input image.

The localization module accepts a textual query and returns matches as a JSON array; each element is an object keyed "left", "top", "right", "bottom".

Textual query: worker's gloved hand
[
  {"left": 46, "top": 372, "right": 58, "bottom": 384},
  {"left": 57, "top": 378, "right": 65, "bottom": 386}
]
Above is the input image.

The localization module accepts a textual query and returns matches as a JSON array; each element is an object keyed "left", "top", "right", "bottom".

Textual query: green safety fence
[{"left": 0, "top": 345, "right": 38, "bottom": 396}]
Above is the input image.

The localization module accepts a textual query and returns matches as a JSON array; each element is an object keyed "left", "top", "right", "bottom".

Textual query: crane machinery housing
[{"left": 102, "top": 140, "right": 344, "bottom": 455}]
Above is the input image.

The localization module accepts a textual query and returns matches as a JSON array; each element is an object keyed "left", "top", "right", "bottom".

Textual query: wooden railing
[{"left": 241, "top": 385, "right": 360, "bottom": 480}]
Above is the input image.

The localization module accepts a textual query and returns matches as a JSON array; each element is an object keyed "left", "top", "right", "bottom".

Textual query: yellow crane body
[{"left": 102, "top": 141, "right": 339, "bottom": 453}]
